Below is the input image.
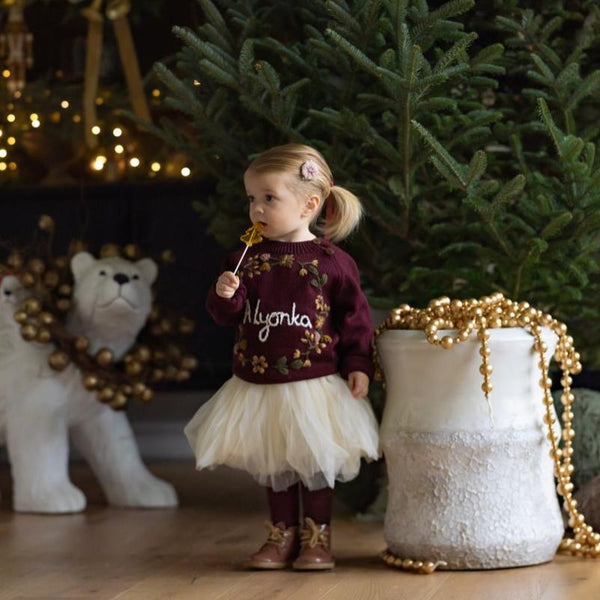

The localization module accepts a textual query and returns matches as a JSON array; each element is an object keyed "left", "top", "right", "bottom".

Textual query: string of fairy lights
[{"left": 0, "top": 70, "right": 194, "bottom": 181}]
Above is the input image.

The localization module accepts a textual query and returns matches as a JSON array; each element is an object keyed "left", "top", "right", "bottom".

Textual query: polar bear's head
[{"left": 69, "top": 252, "right": 158, "bottom": 355}]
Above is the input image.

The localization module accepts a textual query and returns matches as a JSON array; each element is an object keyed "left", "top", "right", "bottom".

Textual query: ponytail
[{"left": 316, "top": 185, "right": 363, "bottom": 242}]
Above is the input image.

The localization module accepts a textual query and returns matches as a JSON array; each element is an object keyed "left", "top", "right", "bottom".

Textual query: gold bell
[
  {"left": 83, "top": 374, "right": 99, "bottom": 390},
  {"left": 38, "top": 214, "right": 55, "bottom": 232},
  {"left": 96, "top": 348, "right": 114, "bottom": 367},
  {"left": 74, "top": 336, "right": 90, "bottom": 352},
  {"left": 48, "top": 350, "right": 70, "bottom": 371}
]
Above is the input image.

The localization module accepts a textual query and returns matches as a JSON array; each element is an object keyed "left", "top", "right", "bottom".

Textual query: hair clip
[{"left": 300, "top": 159, "right": 319, "bottom": 181}]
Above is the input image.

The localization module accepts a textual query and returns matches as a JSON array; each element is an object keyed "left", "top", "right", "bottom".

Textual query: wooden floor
[{"left": 1, "top": 461, "right": 599, "bottom": 600}]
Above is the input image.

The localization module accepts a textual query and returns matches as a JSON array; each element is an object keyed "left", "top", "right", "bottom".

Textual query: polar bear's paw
[
  {"left": 14, "top": 481, "right": 86, "bottom": 514},
  {"left": 107, "top": 472, "right": 178, "bottom": 509}
]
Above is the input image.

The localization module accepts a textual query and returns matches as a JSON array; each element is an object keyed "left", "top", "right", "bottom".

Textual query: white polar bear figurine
[{"left": 0, "top": 252, "right": 178, "bottom": 513}]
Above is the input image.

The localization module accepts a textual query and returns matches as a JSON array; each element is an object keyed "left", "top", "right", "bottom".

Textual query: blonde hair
[{"left": 245, "top": 143, "right": 363, "bottom": 242}]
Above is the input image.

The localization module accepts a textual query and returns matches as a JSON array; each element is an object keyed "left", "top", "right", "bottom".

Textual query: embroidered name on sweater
[{"left": 243, "top": 299, "right": 313, "bottom": 342}]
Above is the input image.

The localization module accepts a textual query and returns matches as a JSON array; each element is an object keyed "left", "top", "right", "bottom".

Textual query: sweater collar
[{"left": 255, "top": 238, "right": 331, "bottom": 255}]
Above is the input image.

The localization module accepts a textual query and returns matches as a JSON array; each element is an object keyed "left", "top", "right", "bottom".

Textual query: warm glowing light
[
  {"left": 151, "top": 162, "right": 161, "bottom": 172},
  {"left": 181, "top": 167, "right": 191, "bottom": 177},
  {"left": 0, "top": 130, "right": 3, "bottom": 137},
  {"left": 29, "top": 113, "right": 38, "bottom": 121},
  {"left": 61, "top": 100, "right": 69, "bottom": 109},
  {"left": 152, "top": 88, "right": 161, "bottom": 97},
  {"left": 8, "top": 162, "right": 16, "bottom": 170},
  {"left": 13, "top": 90, "right": 21, "bottom": 99},
  {"left": 6, "top": 114, "right": 15, "bottom": 123},
  {"left": 114, "top": 144, "right": 124, "bottom": 154},
  {"left": 92, "top": 155, "right": 107, "bottom": 171},
  {"left": 96, "top": 97, "right": 104, "bottom": 106},
  {"left": 73, "top": 114, "right": 81, "bottom": 123},
  {"left": 2, "top": 69, "right": 10, "bottom": 78},
  {"left": 7, "top": 137, "right": 15, "bottom": 145},
  {"left": 129, "top": 157, "right": 140, "bottom": 168},
  {"left": 112, "top": 127, "right": 122, "bottom": 137},
  {"left": 91, "top": 125, "right": 101, "bottom": 135},
  {"left": 0, "top": 149, "right": 7, "bottom": 158},
  {"left": 0, "top": 162, "right": 7, "bottom": 171},
  {"left": 50, "top": 111, "right": 61, "bottom": 123},
  {"left": 193, "top": 80, "right": 201, "bottom": 86},
  {"left": 31, "top": 119, "right": 41, "bottom": 128}
]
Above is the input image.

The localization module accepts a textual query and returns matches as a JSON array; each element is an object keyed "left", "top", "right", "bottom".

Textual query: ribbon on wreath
[{"left": 81, "top": 0, "right": 151, "bottom": 148}]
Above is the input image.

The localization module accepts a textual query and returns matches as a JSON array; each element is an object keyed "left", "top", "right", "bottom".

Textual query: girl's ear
[{"left": 305, "top": 194, "right": 321, "bottom": 213}]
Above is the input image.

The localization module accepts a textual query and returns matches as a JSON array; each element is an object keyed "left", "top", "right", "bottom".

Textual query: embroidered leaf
[
  {"left": 320, "top": 274, "right": 328, "bottom": 286},
  {"left": 291, "top": 359, "right": 304, "bottom": 369},
  {"left": 310, "top": 278, "right": 320, "bottom": 288},
  {"left": 308, "top": 264, "right": 319, "bottom": 275},
  {"left": 275, "top": 357, "right": 289, "bottom": 375}
]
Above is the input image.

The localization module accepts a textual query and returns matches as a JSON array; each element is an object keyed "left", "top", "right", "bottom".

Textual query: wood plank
[{"left": 1, "top": 462, "right": 599, "bottom": 600}]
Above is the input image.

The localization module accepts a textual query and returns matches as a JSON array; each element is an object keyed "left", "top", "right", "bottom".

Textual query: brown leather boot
[
  {"left": 292, "top": 517, "right": 335, "bottom": 570},
  {"left": 246, "top": 521, "right": 299, "bottom": 569}
]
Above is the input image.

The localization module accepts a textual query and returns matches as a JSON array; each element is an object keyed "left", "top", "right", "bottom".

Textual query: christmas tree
[{"left": 152, "top": 0, "right": 600, "bottom": 366}]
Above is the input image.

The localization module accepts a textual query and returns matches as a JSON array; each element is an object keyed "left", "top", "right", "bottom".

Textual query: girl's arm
[
  {"left": 206, "top": 276, "right": 247, "bottom": 326},
  {"left": 205, "top": 255, "right": 247, "bottom": 326},
  {"left": 332, "top": 252, "right": 374, "bottom": 381}
]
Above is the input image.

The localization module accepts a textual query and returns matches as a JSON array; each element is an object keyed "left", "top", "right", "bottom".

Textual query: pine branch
[
  {"left": 411, "top": 120, "right": 467, "bottom": 187},
  {"left": 537, "top": 98, "right": 563, "bottom": 156},
  {"left": 567, "top": 70, "right": 600, "bottom": 112}
]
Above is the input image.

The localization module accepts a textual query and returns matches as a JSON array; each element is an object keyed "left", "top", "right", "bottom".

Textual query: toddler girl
[{"left": 185, "top": 143, "right": 379, "bottom": 570}]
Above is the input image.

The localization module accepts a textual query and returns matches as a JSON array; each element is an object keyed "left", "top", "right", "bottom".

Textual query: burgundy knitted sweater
[{"left": 206, "top": 238, "right": 374, "bottom": 384}]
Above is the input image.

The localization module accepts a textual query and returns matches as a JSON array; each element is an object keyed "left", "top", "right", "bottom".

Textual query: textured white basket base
[{"left": 383, "top": 429, "right": 565, "bottom": 570}]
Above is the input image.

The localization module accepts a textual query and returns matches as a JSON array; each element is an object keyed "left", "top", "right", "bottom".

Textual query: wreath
[{"left": 2, "top": 214, "right": 197, "bottom": 410}]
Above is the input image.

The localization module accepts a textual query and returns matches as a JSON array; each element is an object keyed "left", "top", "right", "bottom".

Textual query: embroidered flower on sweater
[
  {"left": 280, "top": 254, "right": 294, "bottom": 267},
  {"left": 251, "top": 355, "right": 268, "bottom": 374}
]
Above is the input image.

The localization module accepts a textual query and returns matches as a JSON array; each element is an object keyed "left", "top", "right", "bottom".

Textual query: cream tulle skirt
[{"left": 184, "top": 374, "right": 380, "bottom": 491}]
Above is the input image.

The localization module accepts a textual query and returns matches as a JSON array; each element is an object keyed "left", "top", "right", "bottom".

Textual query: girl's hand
[
  {"left": 347, "top": 371, "right": 369, "bottom": 398},
  {"left": 216, "top": 271, "right": 240, "bottom": 299}
]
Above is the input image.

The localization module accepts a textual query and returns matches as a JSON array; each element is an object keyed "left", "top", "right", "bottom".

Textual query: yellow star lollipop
[{"left": 233, "top": 223, "right": 264, "bottom": 275}]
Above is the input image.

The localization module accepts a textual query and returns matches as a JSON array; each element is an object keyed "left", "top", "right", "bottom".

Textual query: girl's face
[{"left": 244, "top": 170, "right": 319, "bottom": 242}]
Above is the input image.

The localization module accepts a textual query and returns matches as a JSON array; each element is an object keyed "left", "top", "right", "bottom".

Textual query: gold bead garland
[
  {"left": 380, "top": 549, "right": 447, "bottom": 574},
  {"left": 373, "top": 293, "right": 598, "bottom": 573}
]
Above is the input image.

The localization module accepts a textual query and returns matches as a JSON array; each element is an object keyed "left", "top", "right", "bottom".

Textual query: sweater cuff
[
  {"left": 340, "top": 355, "right": 375, "bottom": 380},
  {"left": 206, "top": 284, "right": 247, "bottom": 325}
]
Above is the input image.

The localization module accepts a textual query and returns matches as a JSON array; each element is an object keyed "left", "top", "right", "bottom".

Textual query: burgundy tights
[{"left": 266, "top": 483, "right": 333, "bottom": 527}]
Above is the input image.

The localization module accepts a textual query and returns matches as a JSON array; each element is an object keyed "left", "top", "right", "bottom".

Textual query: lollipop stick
[{"left": 232, "top": 246, "right": 249, "bottom": 276}]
